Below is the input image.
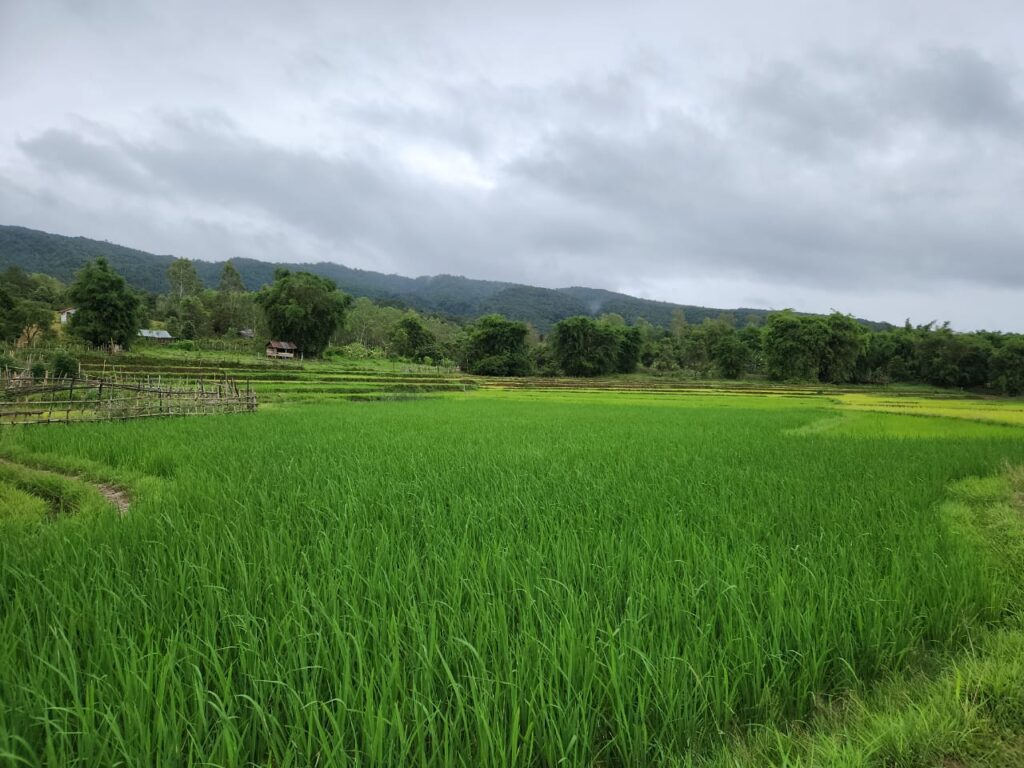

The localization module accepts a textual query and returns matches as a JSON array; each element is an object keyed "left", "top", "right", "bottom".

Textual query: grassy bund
[{"left": 2, "top": 354, "right": 1024, "bottom": 766}]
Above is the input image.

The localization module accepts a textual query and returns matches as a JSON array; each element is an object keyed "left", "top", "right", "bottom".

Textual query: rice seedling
[{"left": 1, "top": 392, "right": 1022, "bottom": 766}]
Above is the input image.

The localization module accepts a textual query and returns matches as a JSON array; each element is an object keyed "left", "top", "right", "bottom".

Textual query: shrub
[
  {"left": 49, "top": 351, "right": 79, "bottom": 380},
  {"left": 326, "top": 342, "right": 382, "bottom": 360},
  {"left": 469, "top": 352, "right": 533, "bottom": 377}
]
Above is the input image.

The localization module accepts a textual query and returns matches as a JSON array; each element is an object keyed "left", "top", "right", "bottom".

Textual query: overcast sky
[{"left": 2, "top": 1, "right": 1023, "bottom": 330}]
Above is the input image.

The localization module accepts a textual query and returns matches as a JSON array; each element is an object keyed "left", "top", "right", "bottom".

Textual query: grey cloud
[
  {"left": 6, "top": 0, "right": 1024, "bottom": 329},
  {"left": 737, "top": 48, "right": 1024, "bottom": 157},
  {"left": 19, "top": 129, "right": 153, "bottom": 193}
]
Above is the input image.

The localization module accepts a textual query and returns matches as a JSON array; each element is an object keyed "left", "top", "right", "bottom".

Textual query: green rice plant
[{"left": 1, "top": 395, "right": 1023, "bottom": 766}]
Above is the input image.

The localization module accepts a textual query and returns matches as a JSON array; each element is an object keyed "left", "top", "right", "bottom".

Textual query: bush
[
  {"left": 30, "top": 361, "right": 46, "bottom": 381},
  {"left": 325, "top": 342, "right": 383, "bottom": 360},
  {"left": 168, "top": 340, "right": 198, "bottom": 351},
  {"left": 469, "top": 352, "right": 533, "bottom": 377},
  {"left": 49, "top": 351, "right": 79, "bottom": 380}
]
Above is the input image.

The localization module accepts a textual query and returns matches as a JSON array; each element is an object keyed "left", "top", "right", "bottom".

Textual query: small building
[
  {"left": 266, "top": 340, "right": 298, "bottom": 359},
  {"left": 238, "top": 328, "right": 255, "bottom": 339},
  {"left": 58, "top": 307, "right": 77, "bottom": 324},
  {"left": 138, "top": 329, "right": 174, "bottom": 344}
]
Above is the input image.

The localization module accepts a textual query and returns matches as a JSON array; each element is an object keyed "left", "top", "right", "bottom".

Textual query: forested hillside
[{"left": 0, "top": 225, "right": 801, "bottom": 330}]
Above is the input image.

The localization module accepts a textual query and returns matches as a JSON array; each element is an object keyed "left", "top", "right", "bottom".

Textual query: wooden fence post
[{"left": 66, "top": 378, "right": 74, "bottom": 423}]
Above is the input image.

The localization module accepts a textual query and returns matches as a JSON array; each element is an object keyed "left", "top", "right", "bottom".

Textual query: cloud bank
[{"left": 1, "top": 0, "right": 1022, "bottom": 329}]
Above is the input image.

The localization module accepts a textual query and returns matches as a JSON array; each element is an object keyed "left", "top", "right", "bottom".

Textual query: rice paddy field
[{"left": 2, "top": 360, "right": 1024, "bottom": 766}]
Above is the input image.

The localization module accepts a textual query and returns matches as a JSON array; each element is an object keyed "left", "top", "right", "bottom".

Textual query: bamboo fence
[{"left": 0, "top": 368, "right": 257, "bottom": 425}]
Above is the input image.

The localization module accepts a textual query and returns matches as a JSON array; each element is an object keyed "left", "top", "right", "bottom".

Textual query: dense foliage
[
  {"left": 388, "top": 316, "right": 438, "bottom": 361},
  {"left": 256, "top": 270, "right": 352, "bottom": 358},
  {"left": 0, "top": 224, "right": 778, "bottom": 331},
  {"left": 461, "top": 314, "right": 533, "bottom": 375},
  {"left": 3, "top": 247, "right": 1024, "bottom": 392},
  {"left": 67, "top": 258, "right": 141, "bottom": 349},
  {"left": 0, "top": 267, "right": 62, "bottom": 345},
  {"left": 550, "top": 316, "right": 642, "bottom": 377}
]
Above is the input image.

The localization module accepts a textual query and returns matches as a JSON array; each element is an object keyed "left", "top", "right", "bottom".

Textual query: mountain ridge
[{"left": 0, "top": 224, "right": 889, "bottom": 331}]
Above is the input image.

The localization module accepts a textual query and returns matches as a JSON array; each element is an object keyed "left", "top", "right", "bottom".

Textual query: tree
[
  {"left": 256, "top": 270, "right": 351, "bottom": 357},
  {"left": 670, "top": 308, "right": 688, "bottom": 338},
  {"left": 167, "top": 259, "right": 204, "bottom": 300},
  {"left": 67, "top": 258, "right": 141, "bottom": 348},
  {"left": 175, "top": 295, "right": 210, "bottom": 340},
  {"left": 711, "top": 330, "right": 750, "bottom": 379},
  {"left": 0, "top": 285, "right": 24, "bottom": 343},
  {"left": 388, "top": 315, "right": 437, "bottom": 361},
  {"left": 550, "top": 316, "right": 621, "bottom": 377},
  {"left": 209, "top": 289, "right": 258, "bottom": 336},
  {"left": 14, "top": 301, "right": 56, "bottom": 346},
  {"left": 819, "top": 313, "right": 865, "bottom": 383},
  {"left": 613, "top": 326, "right": 643, "bottom": 373},
  {"left": 990, "top": 337, "right": 1024, "bottom": 395},
  {"left": 763, "top": 311, "right": 828, "bottom": 381},
  {"left": 461, "top": 314, "right": 533, "bottom": 376},
  {"left": 218, "top": 261, "right": 246, "bottom": 293},
  {"left": 337, "top": 297, "right": 406, "bottom": 348},
  {"left": 916, "top": 325, "right": 991, "bottom": 389}
]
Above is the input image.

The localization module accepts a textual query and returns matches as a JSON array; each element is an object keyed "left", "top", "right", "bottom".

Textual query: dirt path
[
  {"left": 94, "top": 481, "right": 131, "bottom": 515},
  {"left": 0, "top": 457, "right": 130, "bottom": 516}
]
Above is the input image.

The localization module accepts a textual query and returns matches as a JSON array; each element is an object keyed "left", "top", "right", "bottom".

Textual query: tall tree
[
  {"left": 819, "top": 313, "right": 865, "bottom": 383},
  {"left": 550, "top": 316, "right": 621, "bottom": 377},
  {"left": 612, "top": 326, "right": 643, "bottom": 373},
  {"left": 461, "top": 314, "right": 533, "bottom": 376},
  {"left": 990, "top": 337, "right": 1024, "bottom": 395},
  {"left": 711, "top": 329, "right": 750, "bottom": 379},
  {"left": 256, "top": 270, "right": 351, "bottom": 357},
  {"left": 218, "top": 261, "right": 246, "bottom": 293},
  {"left": 388, "top": 315, "right": 437, "bottom": 360},
  {"left": 0, "top": 285, "right": 22, "bottom": 343},
  {"left": 762, "top": 311, "right": 828, "bottom": 381},
  {"left": 14, "top": 301, "right": 56, "bottom": 346},
  {"left": 167, "top": 259, "right": 204, "bottom": 300},
  {"left": 67, "top": 258, "right": 141, "bottom": 348}
]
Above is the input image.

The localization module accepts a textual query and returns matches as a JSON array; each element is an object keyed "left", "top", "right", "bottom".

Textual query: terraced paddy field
[
  {"left": 75, "top": 350, "right": 478, "bottom": 402},
  {"left": 2, "top": 381, "right": 1024, "bottom": 766}
]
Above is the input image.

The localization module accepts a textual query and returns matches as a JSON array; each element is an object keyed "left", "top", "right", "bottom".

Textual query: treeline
[
  {"left": 2, "top": 258, "right": 1023, "bottom": 395},
  {"left": 628, "top": 310, "right": 1024, "bottom": 395}
]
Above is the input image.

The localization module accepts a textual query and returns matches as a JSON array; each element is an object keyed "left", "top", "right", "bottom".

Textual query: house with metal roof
[{"left": 138, "top": 329, "right": 174, "bottom": 344}]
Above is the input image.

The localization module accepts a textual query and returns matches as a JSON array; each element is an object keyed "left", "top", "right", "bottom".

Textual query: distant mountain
[{"left": 0, "top": 224, "right": 889, "bottom": 331}]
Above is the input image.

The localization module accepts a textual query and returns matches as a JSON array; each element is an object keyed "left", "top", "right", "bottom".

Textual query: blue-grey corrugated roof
[{"left": 138, "top": 329, "right": 173, "bottom": 339}]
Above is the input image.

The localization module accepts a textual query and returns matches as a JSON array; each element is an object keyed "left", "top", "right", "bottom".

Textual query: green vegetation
[
  {"left": 461, "top": 314, "right": 533, "bottom": 375},
  {"left": 4, "top": 230, "right": 1024, "bottom": 393},
  {"left": 256, "top": 269, "right": 352, "bottom": 357},
  {"left": 2, "top": 386, "right": 1024, "bottom": 765},
  {"left": 66, "top": 257, "right": 141, "bottom": 349},
  {"left": 549, "top": 315, "right": 642, "bottom": 376},
  {"left": 388, "top": 315, "right": 439, "bottom": 362},
  {"left": 0, "top": 224, "right": 781, "bottom": 331}
]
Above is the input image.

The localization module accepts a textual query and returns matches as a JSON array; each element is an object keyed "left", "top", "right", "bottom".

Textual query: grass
[
  {"left": 1, "top": 388, "right": 1023, "bottom": 765},
  {"left": 836, "top": 393, "right": 1024, "bottom": 427},
  {"left": 0, "top": 480, "right": 48, "bottom": 523}
]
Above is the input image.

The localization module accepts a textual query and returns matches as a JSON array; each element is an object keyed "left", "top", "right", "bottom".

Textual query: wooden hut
[{"left": 266, "top": 340, "right": 298, "bottom": 359}]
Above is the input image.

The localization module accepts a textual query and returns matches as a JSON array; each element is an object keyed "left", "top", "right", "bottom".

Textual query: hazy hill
[{"left": 0, "top": 224, "right": 877, "bottom": 331}]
